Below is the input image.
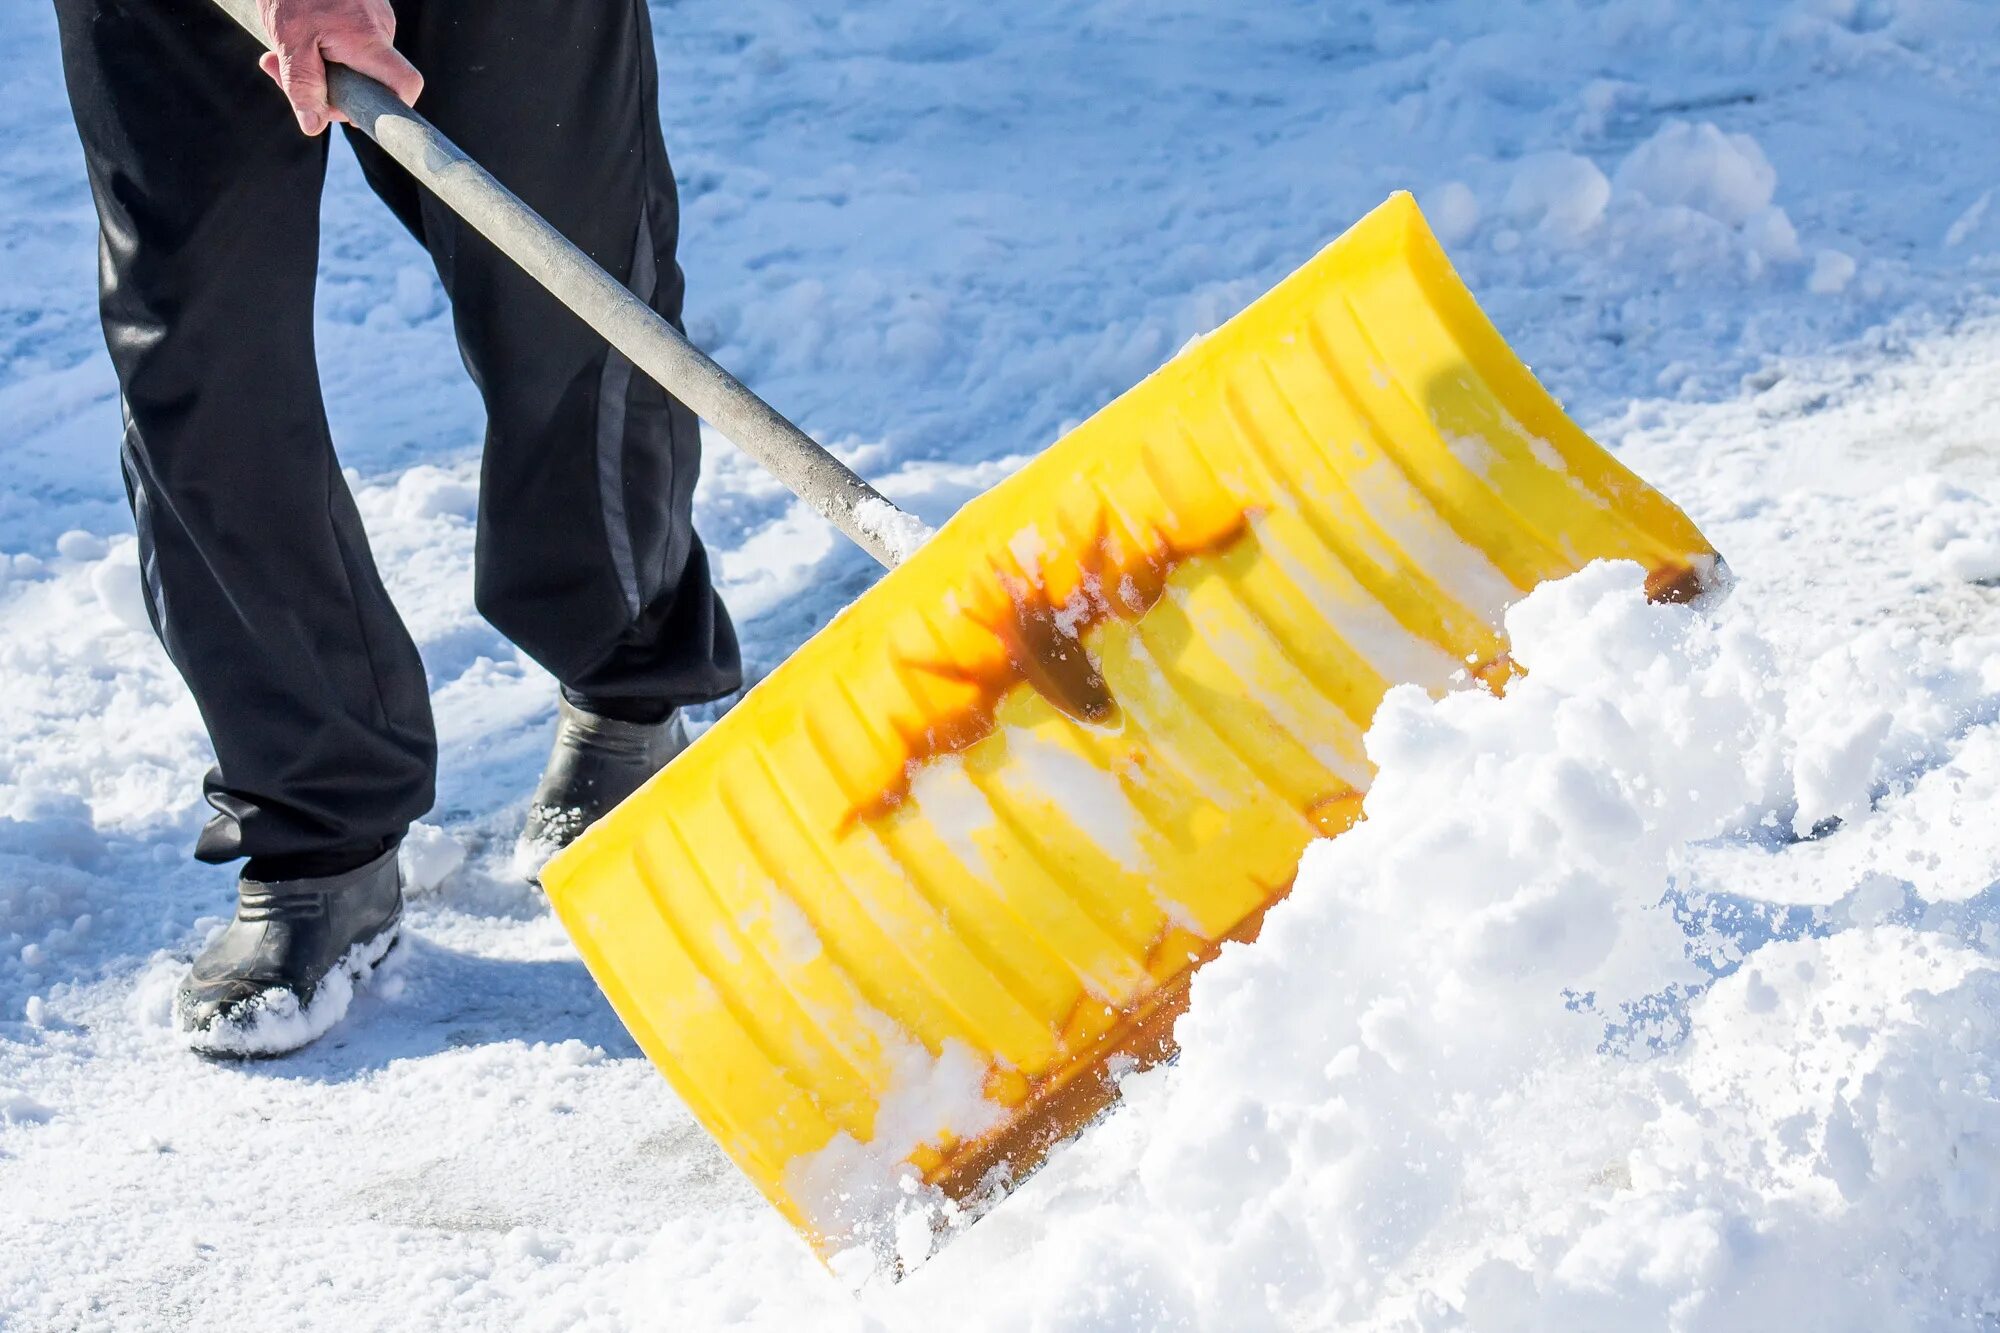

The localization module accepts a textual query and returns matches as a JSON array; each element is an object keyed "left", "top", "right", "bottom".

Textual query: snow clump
[
  {"left": 1502, "top": 152, "right": 1612, "bottom": 242},
  {"left": 1909, "top": 476, "right": 2000, "bottom": 585},
  {"left": 1612, "top": 120, "right": 1803, "bottom": 271},
  {"left": 854, "top": 497, "right": 936, "bottom": 565},
  {"left": 399, "top": 821, "right": 467, "bottom": 895}
]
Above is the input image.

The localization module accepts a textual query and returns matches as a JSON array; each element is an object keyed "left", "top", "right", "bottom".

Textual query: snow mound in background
[
  {"left": 1614, "top": 120, "right": 1780, "bottom": 230},
  {"left": 1502, "top": 153, "right": 1612, "bottom": 242},
  {"left": 1911, "top": 477, "right": 2000, "bottom": 585},
  {"left": 1783, "top": 621, "right": 1999, "bottom": 837},
  {"left": 967, "top": 564, "right": 2000, "bottom": 1331}
]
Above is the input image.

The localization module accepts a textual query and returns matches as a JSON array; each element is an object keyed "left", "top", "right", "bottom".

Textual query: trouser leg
[
  {"left": 56, "top": 0, "right": 436, "bottom": 875},
  {"left": 354, "top": 0, "right": 743, "bottom": 721}
]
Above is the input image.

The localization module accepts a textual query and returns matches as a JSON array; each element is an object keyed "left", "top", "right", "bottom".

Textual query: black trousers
[{"left": 56, "top": 0, "right": 742, "bottom": 876}]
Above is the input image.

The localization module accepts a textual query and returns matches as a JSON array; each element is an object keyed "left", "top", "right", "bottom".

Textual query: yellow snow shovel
[
  {"left": 211, "top": 0, "right": 1719, "bottom": 1277},
  {"left": 545, "top": 191, "right": 1721, "bottom": 1274}
]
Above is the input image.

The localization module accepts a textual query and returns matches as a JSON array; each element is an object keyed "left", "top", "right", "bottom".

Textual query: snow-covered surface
[{"left": 3, "top": 0, "right": 1999, "bottom": 1328}]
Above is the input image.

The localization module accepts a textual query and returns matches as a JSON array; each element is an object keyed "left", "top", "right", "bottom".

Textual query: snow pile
[
  {"left": 1613, "top": 120, "right": 1797, "bottom": 258},
  {"left": 1483, "top": 118, "right": 1803, "bottom": 280},
  {"left": 944, "top": 564, "right": 2000, "bottom": 1330},
  {"left": 1910, "top": 478, "right": 2000, "bottom": 585},
  {"left": 1784, "top": 621, "right": 2000, "bottom": 836}
]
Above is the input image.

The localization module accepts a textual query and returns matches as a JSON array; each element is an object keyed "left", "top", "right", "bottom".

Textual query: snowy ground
[{"left": 4, "top": 0, "right": 1999, "bottom": 1328}]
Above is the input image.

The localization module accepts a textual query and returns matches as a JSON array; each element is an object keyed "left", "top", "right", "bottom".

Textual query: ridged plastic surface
[{"left": 541, "top": 192, "right": 1718, "bottom": 1262}]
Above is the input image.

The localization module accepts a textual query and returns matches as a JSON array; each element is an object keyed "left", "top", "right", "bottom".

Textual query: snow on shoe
[
  {"left": 175, "top": 847, "right": 405, "bottom": 1058},
  {"left": 181, "top": 925, "right": 400, "bottom": 1059}
]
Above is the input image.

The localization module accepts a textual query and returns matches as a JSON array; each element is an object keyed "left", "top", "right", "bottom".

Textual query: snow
[
  {"left": 4, "top": 0, "right": 2000, "bottom": 1328},
  {"left": 399, "top": 821, "right": 469, "bottom": 896},
  {"left": 932, "top": 563, "right": 2000, "bottom": 1328},
  {"left": 1612, "top": 120, "right": 1782, "bottom": 230},
  {"left": 785, "top": 1031, "right": 1004, "bottom": 1282},
  {"left": 1501, "top": 152, "right": 1612, "bottom": 242},
  {"left": 1913, "top": 477, "right": 2000, "bottom": 585},
  {"left": 1809, "top": 247, "right": 1859, "bottom": 295},
  {"left": 853, "top": 497, "right": 935, "bottom": 565}
]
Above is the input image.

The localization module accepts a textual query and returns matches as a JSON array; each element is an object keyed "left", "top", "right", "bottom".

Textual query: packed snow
[
  {"left": 3, "top": 0, "right": 1999, "bottom": 1328},
  {"left": 851, "top": 497, "right": 936, "bottom": 565}
]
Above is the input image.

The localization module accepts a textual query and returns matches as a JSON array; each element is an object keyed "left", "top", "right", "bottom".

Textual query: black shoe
[
  {"left": 516, "top": 696, "right": 691, "bottom": 877},
  {"left": 176, "top": 846, "right": 403, "bottom": 1057}
]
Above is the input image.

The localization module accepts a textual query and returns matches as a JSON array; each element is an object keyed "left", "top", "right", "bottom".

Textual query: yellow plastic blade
[{"left": 541, "top": 192, "right": 1720, "bottom": 1269}]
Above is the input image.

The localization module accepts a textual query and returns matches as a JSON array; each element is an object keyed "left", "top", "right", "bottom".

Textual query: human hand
[{"left": 254, "top": 0, "right": 423, "bottom": 136}]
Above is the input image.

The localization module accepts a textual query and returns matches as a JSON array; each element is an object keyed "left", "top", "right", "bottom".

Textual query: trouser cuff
[{"left": 559, "top": 685, "right": 677, "bottom": 726}]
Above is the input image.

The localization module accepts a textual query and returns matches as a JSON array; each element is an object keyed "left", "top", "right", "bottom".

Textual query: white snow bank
[
  {"left": 1463, "top": 115, "right": 1815, "bottom": 306},
  {"left": 938, "top": 563, "right": 2000, "bottom": 1330},
  {"left": 1607, "top": 120, "right": 1802, "bottom": 274}
]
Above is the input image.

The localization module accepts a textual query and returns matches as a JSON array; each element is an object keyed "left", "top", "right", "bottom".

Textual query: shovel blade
[{"left": 541, "top": 192, "right": 1718, "bottom": 1273}]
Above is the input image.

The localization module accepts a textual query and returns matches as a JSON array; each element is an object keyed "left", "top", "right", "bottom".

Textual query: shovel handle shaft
[{"left": 208, "top": 0, "right": 908, "bottom": 569}]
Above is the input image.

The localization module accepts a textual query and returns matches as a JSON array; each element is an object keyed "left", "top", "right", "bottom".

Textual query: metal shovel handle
[{"left": 208, "top": 0, "right": 909, "bottom": 568}]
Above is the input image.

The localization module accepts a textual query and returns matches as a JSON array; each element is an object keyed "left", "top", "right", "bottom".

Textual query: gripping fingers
[
  {"left": 328, "top": 35, "right": 424, "bottom": 110},
  {"left": 259, "top": 44, "right": 332, "bottom": 135},
  {"left": 254, "top": 0, "right": 424, "bottom": 136}
]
